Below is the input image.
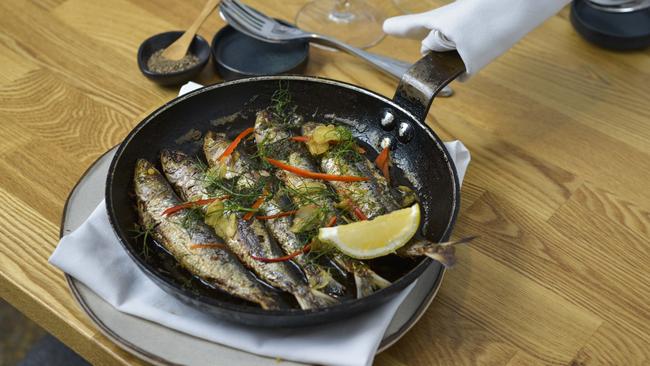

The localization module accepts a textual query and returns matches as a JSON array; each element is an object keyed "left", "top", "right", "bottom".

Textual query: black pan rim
[{"left": 105, "top": 75, "right": 460, "bottom": 323}]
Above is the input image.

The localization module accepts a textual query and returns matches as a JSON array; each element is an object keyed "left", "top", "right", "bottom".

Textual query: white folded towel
[{"left": 384, "top": 0, "right": 570, "bottom": 79}]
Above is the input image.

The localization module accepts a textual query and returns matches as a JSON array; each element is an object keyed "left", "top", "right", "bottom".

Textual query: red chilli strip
[
  {"left": 326, "top": 216, "right": 337, "bottom": 227},
  {"left": 265, "top": 158, "right": 368, "bottom": 182},
  {"left": 243, "top": 193, "right": 267, "bottom": 221},
  {"left": 374, "top": 146, "right": 390, "bottom": 167},
  {"left": 290, "top": 136, "right": 311, "bottom": 142},
  {"left": 374, "top": 146, "right": 391, "bottom": 181},
  {"left": 255, "top": 210, "right": 298, "bottom": 220},
  {"left": 353, "top": 207, "right": 368, "bottom": 221},
  {"left": 380, "top": 161, "right": 390, "bottom": 182},
  {"left": 162, "top": 196, "right": 230, "bottom": 216},
  {"left": 375, "top": 146, "right": 390, "bottom": 169},
  {"left": 217, "top": 127, "right": 255, "bottom": 162},
  {"left": 251, "top": 244, "right": 312, "bottom": 263}
]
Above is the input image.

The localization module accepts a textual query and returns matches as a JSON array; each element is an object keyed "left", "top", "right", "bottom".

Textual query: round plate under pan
[{"left": 60, "top": 147, "right": 445, "bottom": 365}]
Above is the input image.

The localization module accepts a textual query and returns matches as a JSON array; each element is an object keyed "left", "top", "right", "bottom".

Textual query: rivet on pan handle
[{"left": 393, "top": 51, "right": 465, "bottom": 122}]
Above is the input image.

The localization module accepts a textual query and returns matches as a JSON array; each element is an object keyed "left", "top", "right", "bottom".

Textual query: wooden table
[{"left": 1, "top": 0, "right": 648, "bottom": 364}]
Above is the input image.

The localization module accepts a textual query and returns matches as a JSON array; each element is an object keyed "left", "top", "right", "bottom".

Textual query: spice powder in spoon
[{"left": 147, "top": 49, "right": 200, "bottom": 74}]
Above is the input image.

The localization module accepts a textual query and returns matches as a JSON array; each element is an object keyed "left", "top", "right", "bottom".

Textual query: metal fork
[{"left": 219, "top": 0, "right": 453, "bottom": 97}]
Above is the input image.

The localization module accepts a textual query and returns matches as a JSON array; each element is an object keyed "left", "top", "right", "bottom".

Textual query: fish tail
[
  {"left": 304, "top": 265, "right": 346, "bottom": 298},
  {"left": 214, "top": 281, "right": 286, "bottom": 311},
  {"left": 293, "top": 287, "right": 339, "bottom": 310},
  {"left": 403, "top": 236, "right": 477, "bottom": 267},
  {"left": 354, "top": 267, "right": 391, "bottom": 299},
  {"left": 320, "top": 276, "right": 346, "bottom": 298},
  {"left": 257, "top": 296, "right": 284, "bottom": 310}
]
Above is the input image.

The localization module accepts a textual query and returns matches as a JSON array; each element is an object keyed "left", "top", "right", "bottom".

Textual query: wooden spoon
[{"left": 161, "top": 0, "right": 221, "bottom": 61}]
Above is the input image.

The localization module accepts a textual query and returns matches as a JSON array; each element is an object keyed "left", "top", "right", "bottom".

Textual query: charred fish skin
[
  {"left": 167, "top": 144, "right": 336, "bottom": 309},
  {"left": 254, "top": 111, "right": 391, "bottom": 298},
  {"left": 133, "top": 159, "right": 282, "bottom": 310}
]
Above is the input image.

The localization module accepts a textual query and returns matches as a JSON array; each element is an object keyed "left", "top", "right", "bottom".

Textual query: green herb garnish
[
  {"left": 270, "top": 81, "right": 297, "bottom": 124},
  {"left": 131, "top": 222, "right": 155, "bottom": 259}
]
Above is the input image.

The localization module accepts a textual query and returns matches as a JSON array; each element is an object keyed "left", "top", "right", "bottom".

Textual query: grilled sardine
[
  {"left": 133, "top": 159, "right": 281, "bottom": 309},
  {"left": 201, "top": 134, "right": 346, "bottom": 297},
  {"left": 301, "top": 122, "right": 468, "bottom": 266},
  {"left": 162, "top": 148, "right": 336, "bottom": 309},
  {"left": 254, "top": 111, "right": 391, "bottom": 297},
  {"left": 301, "top": 122, "right": 399, "bottom": 219}
]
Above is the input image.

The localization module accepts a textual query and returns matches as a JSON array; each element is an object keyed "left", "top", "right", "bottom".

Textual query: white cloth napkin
[
  {"left": 49, "top": 83, "right": 471, "bottom": 366},
  {"left": 383, "top": 0, "right": 570, "bottom": 79}
]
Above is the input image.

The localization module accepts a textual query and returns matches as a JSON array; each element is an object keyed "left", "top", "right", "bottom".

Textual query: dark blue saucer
[
  {"left": 211, "top": 23, "right": 309, "bottom": 80},
  {"left": 571, "top": 0, "right": 650, "bottom": 50}
]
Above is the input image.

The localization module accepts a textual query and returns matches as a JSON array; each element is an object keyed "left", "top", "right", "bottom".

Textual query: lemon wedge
[{"left": 318, "top": 204, "right": 420, "bottom": 259}]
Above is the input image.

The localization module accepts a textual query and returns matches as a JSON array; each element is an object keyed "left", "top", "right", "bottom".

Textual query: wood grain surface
[{"left": 0, "top": 0, "right": 648, "bottom": 365}]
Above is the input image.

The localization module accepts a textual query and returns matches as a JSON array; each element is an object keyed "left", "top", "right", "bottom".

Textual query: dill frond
[
  {"left": 270, "top": 81, "right": 297, "bottom": 124},
  {"left": 328, "top": 126, "right": 363, "bottom": 164},
  {"left": 131, "top": 222, "right": 156, "bottom": 259},
  {"left": 180, "top": 206, "right": 205, "bottom": 230},
  {"left": 193, "top": 155, "right": 208, "bottom": 171}
]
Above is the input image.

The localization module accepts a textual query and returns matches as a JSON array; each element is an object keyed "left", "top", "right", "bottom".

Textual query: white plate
[{"left": 60, "top": 148, "right": 445, "bottom": 366}]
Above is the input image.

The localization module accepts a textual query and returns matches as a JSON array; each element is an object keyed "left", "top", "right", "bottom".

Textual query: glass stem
[
  {"left": 335, "top": 0, "right": 350, "bottom": 11},
  {"left": 330, "top": 0, "right": 356, "bottom": 23}
]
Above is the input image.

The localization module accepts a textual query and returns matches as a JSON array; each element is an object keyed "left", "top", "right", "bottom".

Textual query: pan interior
[{"left": 106, "top": 77, "right": 458, "bottom": 322}]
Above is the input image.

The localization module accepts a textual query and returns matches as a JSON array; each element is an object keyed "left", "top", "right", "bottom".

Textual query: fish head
[
  {"left": 203, "top": 131, "right": 230, "bottom": 161},
  {"left": 204, "top": 131, "right": 251, "bottom": 181},
  {"left": 160, "top": 149, "right": 194, "bottom": 176},
  {"left": 254, "top": 110, "right": 290, "bottom": 145},
  {"left": 134, "top": 159, "right": 168, "bottom": 202}
]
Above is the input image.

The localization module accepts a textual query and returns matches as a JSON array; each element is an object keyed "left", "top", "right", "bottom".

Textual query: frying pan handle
[{"left": 393, "top": 51, "right": 465, "bottom": 122}]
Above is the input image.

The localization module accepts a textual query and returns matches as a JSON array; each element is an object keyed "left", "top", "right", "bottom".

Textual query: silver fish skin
[
  {"left": 133, "top": 159, "right": 282, "bottom": 310},
  {"left": 199, "top": 139, "right": 338, "bottom": 308},
  {"left": 259, "top": 194, "right": 346, "bottom": 297},
  {"left": 201, "top": 133, "right": 345, "bottom": 297},
  {"left": 164, "top": 146, "right": 335, "bottom": 309},
  {"left": 254, "top": 111, "right": 391, "bottom": 297},
  {"left": 300, "top": 122, "right": 399, "bottom": 219},
  {"left": 301, "top": 123, "right": 465, "bottom": 267}
]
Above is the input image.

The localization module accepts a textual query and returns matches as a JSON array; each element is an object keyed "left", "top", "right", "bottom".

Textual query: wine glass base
[{"left": 295, "top": 0, "right": 386, "bottom": 50}]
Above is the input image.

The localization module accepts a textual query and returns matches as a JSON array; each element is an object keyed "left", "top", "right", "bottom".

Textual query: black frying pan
[{"left": 106, "top": 51, "right": 465, "bottom": 327}]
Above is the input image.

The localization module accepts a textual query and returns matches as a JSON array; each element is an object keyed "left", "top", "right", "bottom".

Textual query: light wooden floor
[
  {"left": 0, "top": 0, "right": 648, "bottom": 365},
  {"left": 0, "top": 300, "right": 46, "bottom": 365}
]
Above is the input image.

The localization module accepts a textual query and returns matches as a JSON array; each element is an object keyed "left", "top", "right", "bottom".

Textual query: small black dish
[
  {"left": 138, "top": 31, "right": 211, "bottom": 86},
  {"left": 571, "top": 0, "right": 650, "bottom": 50},
  {"left": 211, "top": 23, "right": 309, "bottom": 80}
]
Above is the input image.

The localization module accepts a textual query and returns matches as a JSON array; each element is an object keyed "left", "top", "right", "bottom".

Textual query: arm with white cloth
[{"left": 384, "top": 0, "right": 571, "bottom": 79}]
